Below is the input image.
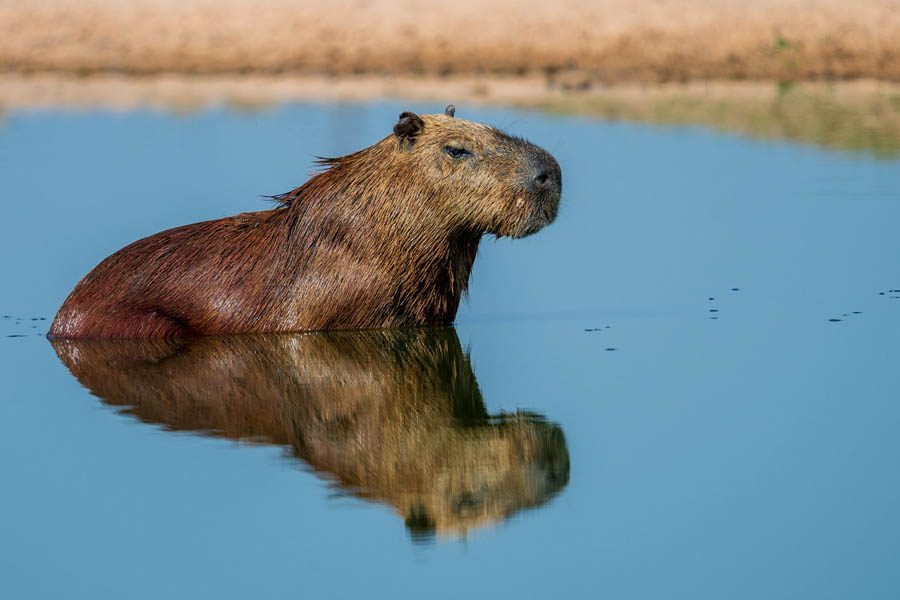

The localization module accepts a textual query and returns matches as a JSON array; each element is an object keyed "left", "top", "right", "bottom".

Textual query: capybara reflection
[
  {"left": 50, "top": 106, "right": 562, "bottom": 338},
  {"left": 52, "top": 328, "right": 569, "bottom": 539}
]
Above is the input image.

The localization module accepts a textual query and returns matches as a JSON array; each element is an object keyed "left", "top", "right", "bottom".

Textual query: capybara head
[
  {"left": 298, "top": 106, "right": 562, "bottom": 240},
  {"left": 389, "top": 106, "right": 562, "bottom": 238}
]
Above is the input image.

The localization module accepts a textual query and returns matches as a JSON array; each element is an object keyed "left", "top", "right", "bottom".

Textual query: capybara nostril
[{"left": 533, "top": 172, "right": 550, "bottom": 186}]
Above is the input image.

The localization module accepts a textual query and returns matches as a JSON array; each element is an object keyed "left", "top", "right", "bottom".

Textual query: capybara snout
[
  {"left": 392, "top": 112, "right": 562, "bottom": 240},
  {"left": 528, "top": 146, "right": 562, "bottom": 194},
  {"left": 523, "top": 143, "right": 562, "bottom": 237}
]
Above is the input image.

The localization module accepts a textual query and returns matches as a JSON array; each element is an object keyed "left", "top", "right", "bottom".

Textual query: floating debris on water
[
  {"left": 828, "top": 318, "right": 842, "bottom": 322},
  {"left": 710, "top": 309, "right": 719, "bottom": 313},
  {"left": 6, "top": 334, "right": 26, "bottom": 338},
  {"left": 604, "top": 347, "right": 617, "bottom": 352},
  {"left": 731, "top": 287, "right": 740, "bottom": 291},
  {"left": 585, "top": 326, "right": 614, "bottom": 332}
]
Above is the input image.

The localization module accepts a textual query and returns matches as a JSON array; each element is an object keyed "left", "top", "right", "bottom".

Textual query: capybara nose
[
  {"left": 532, "top": 168, "right": 560, "bottom": 194},
  {"left": 527, "top": 148, "right": 562, "bottom": 196},
  {"left": 533, "top": 171, "right": 551, "bottom": 187}
]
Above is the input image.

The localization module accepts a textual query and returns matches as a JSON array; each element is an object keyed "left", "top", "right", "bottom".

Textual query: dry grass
[{"left": 2, "top": 0, "right": 900, "bottom": 82}]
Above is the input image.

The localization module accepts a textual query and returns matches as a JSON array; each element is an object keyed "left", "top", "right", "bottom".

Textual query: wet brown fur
[
  {"left": 50, "top": 112, "right": 561, "bottom": 338},
  {"left": 51, "top": 328, "right": 569, "bottom": 538}
]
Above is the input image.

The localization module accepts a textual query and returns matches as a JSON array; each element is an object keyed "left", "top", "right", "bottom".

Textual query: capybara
[
  {"left": 52, "top": 328, "right": 570, "bottom": 539},
  {"left": 50, "top": 106, "right": 562, "bottom": 338}
]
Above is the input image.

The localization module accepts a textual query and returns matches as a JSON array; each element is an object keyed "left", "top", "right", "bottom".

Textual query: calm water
[{"left": 1, "top": 103, "right": 899, "bottom": 599}]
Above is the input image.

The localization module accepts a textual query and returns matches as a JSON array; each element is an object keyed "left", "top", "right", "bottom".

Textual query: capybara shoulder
[{"left": 50, "top": 106, "right": 562, "bottom": 338}]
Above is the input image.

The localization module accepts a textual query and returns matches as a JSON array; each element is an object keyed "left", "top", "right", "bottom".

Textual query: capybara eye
[{"left": 444, "top": 145, "right": 472, "bottom": 160}]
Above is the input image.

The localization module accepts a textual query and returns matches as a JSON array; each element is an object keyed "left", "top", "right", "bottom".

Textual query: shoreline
[
  {"left": 3, "top": 72, "right": 898, "bottom": 111},
  {"left": 2, "top": 73, "right": 899, "bottom": 157}
]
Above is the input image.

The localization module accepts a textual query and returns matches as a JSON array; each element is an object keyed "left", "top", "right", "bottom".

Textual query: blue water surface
[{"left": 1, "top": 102, "right": 899, "bottom": 599}]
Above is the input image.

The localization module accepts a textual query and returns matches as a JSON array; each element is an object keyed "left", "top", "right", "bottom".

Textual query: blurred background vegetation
[{"left": 2, "top": 0, "right": 899, "bottom": 155}]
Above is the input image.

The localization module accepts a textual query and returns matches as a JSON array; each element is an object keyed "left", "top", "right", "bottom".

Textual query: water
[{"left": 1, "top": 102, "right": 899, "bottom": 599}]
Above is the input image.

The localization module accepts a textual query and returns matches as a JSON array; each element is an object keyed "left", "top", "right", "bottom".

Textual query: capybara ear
[
  {"left": 393, "top": 112, "right": 424, "bottom": 145},
  {"left": 445, "top": 104, "right": 456, "bottom": 117}
]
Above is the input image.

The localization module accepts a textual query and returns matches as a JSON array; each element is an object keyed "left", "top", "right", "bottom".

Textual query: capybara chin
[{"left": 49, "top": 106, "right": 562, "bottom": 338}]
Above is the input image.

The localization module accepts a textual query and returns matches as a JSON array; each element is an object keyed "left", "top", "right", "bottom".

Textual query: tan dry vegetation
[{"left": 2, "top": 0, "right": 900, "bottom": 82}]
